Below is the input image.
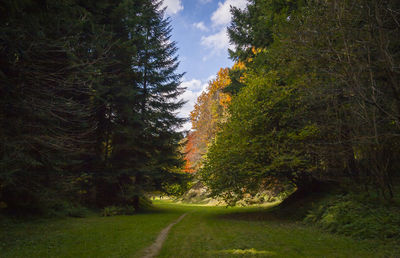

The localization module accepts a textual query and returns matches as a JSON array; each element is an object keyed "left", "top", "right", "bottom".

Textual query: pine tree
[
  {"left": 128, "top": 0, "right": 186, "bottom": 209},
  {"left": 0, "top": 0, "right": 187, "bottom": 212},
  {"left": 0, "top": 0, "right": 105, "bottom": 210},
  {"left": 92, "top": 0, "right": 186, "bottom": 209}
]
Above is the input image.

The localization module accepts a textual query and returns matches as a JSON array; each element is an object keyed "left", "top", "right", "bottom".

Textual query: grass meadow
[{"left": 1, "top": 200, "right": 398, "bottom": 257}]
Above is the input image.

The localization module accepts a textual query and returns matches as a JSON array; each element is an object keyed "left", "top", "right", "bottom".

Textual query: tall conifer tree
[
  {"left": 129, "top": 0, "right": 186, "bottom": 208},
  {"left": 94, "top": 0, "right": 186, "bottom": 209}
]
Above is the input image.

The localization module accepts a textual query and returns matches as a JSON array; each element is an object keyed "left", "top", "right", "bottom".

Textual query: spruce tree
[
  {"left": 0, "top": 0, "right": 105, "bottom": 210},
  {"left": 127, "top": 0, "right": 186, "bottom": 209},
  {"left": 94, "top": 0, "right": 186, "bottom": 209}
]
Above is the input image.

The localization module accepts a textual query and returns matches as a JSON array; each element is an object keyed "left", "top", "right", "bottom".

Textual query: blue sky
[{"left": 160, "top": 0, "right": 248, "bottom": 130}]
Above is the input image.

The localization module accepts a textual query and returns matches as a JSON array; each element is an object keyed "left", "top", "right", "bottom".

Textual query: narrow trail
[{"left": 140, "top": 213, "right": 187, "bottom": 258}]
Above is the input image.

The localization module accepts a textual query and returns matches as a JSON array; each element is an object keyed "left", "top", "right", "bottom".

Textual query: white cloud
[
  {"left": 207, "top": 74, "right": 217, "bottom": 83},
  {"left": 211, "top": 0, "right": 247, "bottom": 27},
  {"left": 161, "top": 0, "right": 183, "bottom": 15},
  {"left": 193, "top": 22, "right": 208, "bottom": 32},
  {"left": 200, "top": 28, "right": 230, "bottom": 56},
  {"left": 179, "top": 89, "right": 200, "bottom": 131},
  {"left": 178, "top": 77, "right": 212, "bottom": 131},
  {"left": 198, "top": 0, "right": 246, "bottom": 59},
  {"left": 181, "top": 79, "right": 203, "bottom": 91},
  {"left": 180, "top": 90, "right": 198, "bottom": 118},
  {"left": 181, "top": 122, "right": 193, "bottom": 131}
]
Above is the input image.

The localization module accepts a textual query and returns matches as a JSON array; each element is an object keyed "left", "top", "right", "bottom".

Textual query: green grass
[
  {"left": 157, "top": 200, "right": 400, "bottom": 258},
  {"left": 1, "top": 200, "right": 399, "bottom": 257},
  {"left": 0, "top": 208, "right": 183, "bottom": 258}
]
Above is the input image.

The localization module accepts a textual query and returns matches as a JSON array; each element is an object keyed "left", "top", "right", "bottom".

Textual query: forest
[
  {"left": 0, "top": 0, "right": 189, "bottom": 214},
  {"left": 1, "top": 0, "right": 400, "bottom": 257},
  {"left": 186, "top": 0, "right": 400, "bottom": 243}
]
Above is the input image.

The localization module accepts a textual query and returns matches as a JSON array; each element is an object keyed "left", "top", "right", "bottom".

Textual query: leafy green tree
[{"left": 201, "top": 0, "right": 400, "bottom": 204}]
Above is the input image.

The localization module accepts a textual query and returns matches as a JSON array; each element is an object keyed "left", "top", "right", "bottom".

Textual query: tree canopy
[
  {"left": 199, "top": 0, "right": 400, "bottom": 204},
  {"left": 0, "top": 0, "right": 187, "bottom": 213}
]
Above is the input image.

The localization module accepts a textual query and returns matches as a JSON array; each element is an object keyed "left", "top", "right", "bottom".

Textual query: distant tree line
[
  {"left": 184, "top": 68, "right": 232, "bottom": 173},
  {"left": 0, "top": 0, "right": 187, "bottom": 214},
  {"left": 190, "top": 0, "right": 400, "bottom": 204}
]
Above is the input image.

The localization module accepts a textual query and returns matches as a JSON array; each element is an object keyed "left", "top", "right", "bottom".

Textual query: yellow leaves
[
  {"left": 232, "top": 60, "right": 246, "bottom": 71},
  {"left": 251, "top": 46, "right": 263, "bottom": 55},
  {"left": 219, "top": 94, "right": 232, "bottom": 109},
  {"left": 209, "top": 68, "right": 231, "bottom": 94},
  {"left": 191, "top": 68, "right": 232, "bottom": 130},
  {"left": 185, "top": 60, "right": 252, "bottom": 173},
  {"left": 186, "top": 67, "right": 236, "bottom": 172},
  {"left": 231, "top": 60, "right": 248, "bottom": 83}
]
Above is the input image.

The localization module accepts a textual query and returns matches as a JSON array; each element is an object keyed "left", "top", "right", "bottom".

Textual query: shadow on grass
[
  {"left": 214, "top": 208, "right": 296, "bottom": 223},
  {"left": 216, "top": 187, "right": 340, "bottom": 223}
]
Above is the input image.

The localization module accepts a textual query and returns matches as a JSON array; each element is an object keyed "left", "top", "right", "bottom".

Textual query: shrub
[
  {"left": 305, "top": 194, "right": 400, "bottom": 240},
  {"left": 101, "top": 206, "right": 135, "bottom": 217},
  {"left": 65, "top": 205, "right": 90, "bottom": 218}
]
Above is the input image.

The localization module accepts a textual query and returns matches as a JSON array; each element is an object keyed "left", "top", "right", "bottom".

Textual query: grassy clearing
[
  {"left": 0, "top": 208, "right": 183, "bottom": 258},
  {"left": 1, "top": 200, "right": 399, "bottom": 257},
  {"left": 157, "top": 200, "right": 400, "bottom": 258}
]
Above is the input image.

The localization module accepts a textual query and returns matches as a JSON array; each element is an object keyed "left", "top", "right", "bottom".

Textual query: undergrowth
[
  {"left": 101, "top": 196, "right": 154, "bottom": 216},
  {"left": 101, "top": 206, "right": 135, "bottom": 216},
  {"left": 305, "top": 193, "right": 400, "bottom": 240}
]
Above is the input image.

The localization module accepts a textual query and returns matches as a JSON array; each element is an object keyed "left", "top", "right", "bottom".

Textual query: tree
[
  {"left": 99, "top": 0, "right": 186, "bottom": 209},
  {"left": 200, "top": 0, "right": 400, "bottom": 204},
  {"left": 0, "top": 0, "right": 188, "bottom": 213},
  {"left": 0, "top": 0, "right": 112, "bottom": 211},
  {"left": 186, "top": 68, "right": 232, "bottom": 172},
  {"left": 228, "top": 0, "right": 304, "bottom": 62}
]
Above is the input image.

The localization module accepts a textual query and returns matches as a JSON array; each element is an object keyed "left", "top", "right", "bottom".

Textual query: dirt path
[{"left": 141, "top": 213, "right": 187, "bottom": 258}]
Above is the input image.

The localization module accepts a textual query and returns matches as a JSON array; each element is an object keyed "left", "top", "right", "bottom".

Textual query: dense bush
[
  {"left": 305, "top": 194, "right": 400, "bottom": 240},
  {"left": 101, "top": 197, "right": 153, "bottom": 216},
  {"left": 101, "top": 206, "right": 135, "bottom": 217}
]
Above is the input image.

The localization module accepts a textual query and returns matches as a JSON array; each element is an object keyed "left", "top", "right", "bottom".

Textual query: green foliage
[
  {"left": 101, "top": 206, "right": 135, "bottom": 217},
  {"left": 201, "top": 69, "right": 319, "bottom": 204},
  {"left": 0, "top": 0, "right": 187, "bottom": 214},
  {"left": 138, "top": 196, "right": 154, "bottom": 210},
  {"left": 0, "top": 0, "right": 105, "bottom": 212},
  {"left": 305, "top": 194, "right": 400, "bottom": 240},
  {"left": 201, "top": 0, "right": 400, "bottom": 207},
  {"left": 64, "top": 205, "right": 91, "bottom": 218},
  {"left": 94, "top": 0, "right": 186, "bottom": 210},
  {"left": 228, "top": 0, "right": 305, "bottom": 62},
  {"left": 163, "top": 181, "right": 193, "bottom": 197},
  {"left": 100, "top": 196, "right": 153, "bottom": 216}
]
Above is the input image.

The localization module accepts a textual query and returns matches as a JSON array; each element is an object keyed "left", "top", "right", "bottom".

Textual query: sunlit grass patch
[{"left": 212, "top": 248, "right": 277, "bottom": 256}]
